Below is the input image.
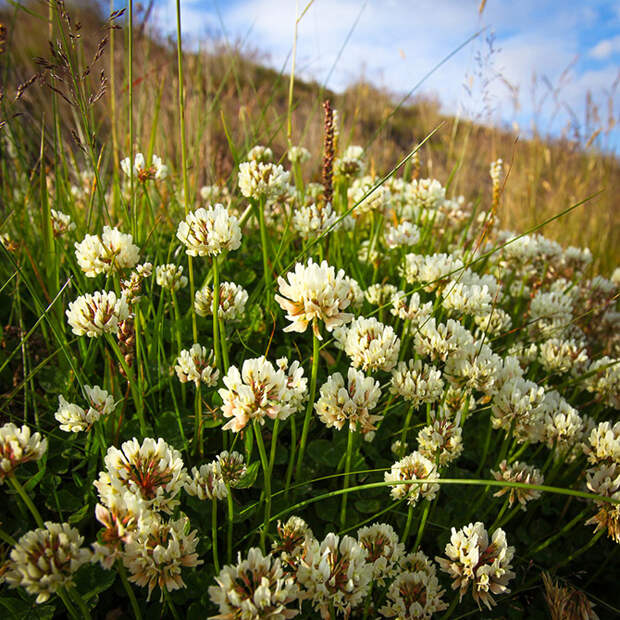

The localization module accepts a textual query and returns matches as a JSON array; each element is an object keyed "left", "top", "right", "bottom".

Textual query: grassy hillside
[{"left": 1, "top": 0, "right": 618, "bottom": 273}]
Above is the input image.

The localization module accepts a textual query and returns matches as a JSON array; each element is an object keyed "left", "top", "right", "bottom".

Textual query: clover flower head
[
  {"left": 176, "top": 204, "right": 242, "bottom": 257},
  {"left": 0, "top": 422, "right": 47, "bottom": 483},
  {"left": 66, "top": 290, "right": 130, "bottom": 338}
]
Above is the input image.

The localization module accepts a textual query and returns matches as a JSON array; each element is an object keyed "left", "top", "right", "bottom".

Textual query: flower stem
[
  {"left": 284, "top": 416, "right": 297, "bottom": 499},
  {"left": 212, "top": 256, "right": 223, "bottom": 372},
  {"left": 295, "top": 330, "right": 320, "bottom": 482},
  {"left": 257, "top": 196, "right": 272, "bottom": 298},
  {"left": 399, "top": 403, "right": 415, "bottom": 456},
  {"left": 117, "top": 563, "right": 142, "bottom": 620},
  {"left": 9, "top": 473, "right": 43, "bottom": 528},
  {"left": 57, "top": 587, "right": 80, "bottom": 620},
  {"left": 226, "top": 483, "right": 234, "bottom": 564},
  {"left": 340, "top": 427, "right": 356, "bottom": 529},
  {"left": 192, "top": 385, "right": 203, "bottom": 458},
  {"left": 254, "top": 420, "right": 271, "bottom": 553},
  {"left": 66, "top": 584, "right": 92, "bottom": 620},
  {"left": 413, "top": 499, "right": 431, "bottom": 550},
  {"left": 402, "top": 503, "right": 415, "bottom": 544},
  {"left": 212, "top": 498, "right": 220, "bottom": 574},
  {"left": 163, "top": 588, "right": 181, "bottom": 620}
]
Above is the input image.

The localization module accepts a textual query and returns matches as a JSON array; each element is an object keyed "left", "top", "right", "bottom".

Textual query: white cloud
[{"left": 589, "top": 35, "right": 620, "bottom": 60}]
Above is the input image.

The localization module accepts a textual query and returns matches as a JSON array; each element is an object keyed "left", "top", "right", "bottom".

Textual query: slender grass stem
[
  {"left": 295, "top": 329, "right": 320, "bottom": 482},
  {"left": 57, "top": 587, "right": 80, "bottom": 620},
  {"left": 253, "top": 420, "right": 271, "bottom": 552},
  {"left": 340, "top": 427, "right": 356, "bottom": 528},
  {"left": 257, "top": 196, "right": 272, "bottom": 298},
  {"left": 66, "top": 584, "right": 92, "bottom": 620},
  {"left": 117, "top": 563, "right": 142, "bottom": 620},
  {"left": 413, "top": 499, "right": 431, "bottom": 550},
  {"left": 9, "top": 473, "right": 43, "bottom": 528},
  {"left": 226, "top": 483, "right": 234, "bottom": 564},
  {"left": 212, "top": 256, "right": 222, "bottom": 372},
  {"left": 193, "top": 385, "right": 203, "bottom": 457},
  {"left": 212, "top": 499, "right": 220, "bottom": 574}
]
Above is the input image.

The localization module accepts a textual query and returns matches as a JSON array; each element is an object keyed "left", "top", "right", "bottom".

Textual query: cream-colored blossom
[
  {"left": 66, "top": 290, "right": 129, "bottom": 337},
  {"left": 175, "top": 344, "right": 219, "bottom": 386},
  {"left": 0, "top": 422, "right": 47, "bottom": 483},
  {"left": 176, "top": 204, "right": 242, "bottom": 257},
  {"left": 385, "top": 451, "right": 439, "bottom": 506},
  {"left": 194, "top": 281, "right": 248, "bottom": 321},
  {"left": 75, "top": 226, "right": 140, "bottom": 277}
]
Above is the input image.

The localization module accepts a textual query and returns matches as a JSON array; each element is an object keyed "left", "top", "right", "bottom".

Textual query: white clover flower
[
  {"left": 334, "top": 316, "right": 400, "bottom": 373},
  {"left": 66, "top": 290, "right": 130, "bottom": 337},
  {"left": 247, "top": 145, "right": 273, "bottom": 162},
  {"left": 400, "top": 253, "right": 463, "bottom": 291},
  {"left": 185, "top": 462, "right": 227, "bottom": 500},
  {"left": 343, "top": 274, "right": 365, "bottom": 311},
  {"left": 0, "top": 423, "right": 47, "bottom": 483},
  {"left": 390, "top": 290, "right": 433, "bottom": 322},
  {"left": 406, "top": 178, "right": 446, "bottom": 210},
  {"left": 315, "top": 367, "right": 382, "bottom": 434},
  {"left": 176, "top": 204, "right": 242, "bottom": 257},
  {"left": 442, "top": 280, "right": 493, "bottom": 317},
  {"left": 384, "top": 221, "right": 420, "bottom": 249},
  {"left": 445, "top": 342, "right": 502, "bottom": 393},
  {"left": 414, "top": 318, "right": 474, "bottom": 362},
  {"left": 390, "top": 359, "right": 444, "bottom": 408},
  {"left": 271, "top": 516, "right": 315, "bottom": 570},
  {"left": 287, "top": 145, "right": 310, "bottom": 163},
  {"left": 94, "top": 437, "right": 188, "bottom": 514},
  {"left": 216, "top": 450, "right": 247, "bottom": 487},
  {"left": 529, "top": 289, "right": 573, "bottom": 339},
  {"left": 55, "top": 395, "right": 89, "bottom": 433},
  {"left": 292, "top": 201, "right": 340, "bottom": 239},
  {"left": 3, "top": 522, "right": 91, "bottom": 603},
  {"left": 194, "top": 281, "right": 248, "bottom": 322},
  {"left": 120, "top": 152, "right": 167, "bottom": 181},
  {"left": 50, "top": 209, "right": 75, "bottom": 237},
  {"left": 538, "top": 337, "right": 589, "bottom": 375},
  {"left": 175, "top": 344, "right": 219, "bottom": 387},
  {"left": 238, "top": 160, "right": 290, "bottom": 199},
  {"left": 155, "top": 263, "right": 188, "bottom": 291},
  {"left": 348, "top": 175, "right": 391, "bottom": 215},
  {"left": 218, "top": 357, "right": 295, "bottom": 432},
  {"left": 585, "top": 357, "right": 620, "bottom": 409},
  {"left": 209, "top": 548, "right": 299, "bottom": 618},
  {"left": 436, "top": 522, "right": 515, "bottom": 610},
  {"left": 585, "top": 462, "right": 620, "bottom": 542},
  {"left": 297, "top": 533, "right": 372, "bottom": 619},
  {"left": 385, "top": 451, "right": 439, "bottom": 506},
  {"left": 276, "top": 357, "right": 308, "bottom": 414},
  {"left": 474, "top": 309, "right": 512, "bottom": 337},
  {"left": 365, "top": 283, "right": 398, "bottom": 307},
  {"left": 123, "top": 515, "right": 201, "bottom": 601},
  {"left": 379, "top": 567, "right": 448, "bottom": 618},
  {"left": 275, "top": 258, "right": 354, "bottom": 339},
  {"left": 417, "top": 415, "right": 464, "bottom": 467},
  {"left": 84, "top": 384, "right": 115, "bottom": 418},
  {"left": 491, "top": 460, "right": 543, "bottom": 509},
  {"left": 539, "top": 391, "right": 583, "bottom": 457},
  {"left": 357, "top": 523, "right": 404, "bottom": 586},
  {"left": 334, "top": 144, "right": 365, "bottom": 178},
  {"left": 75, "top": 226, "right": 140, "bottom": 277},
  {"left": 584, "top": 421, "right": 620, "bottom": 465},
  {"left": 121, "top": 262, "right": 153, "bottom": 304}
]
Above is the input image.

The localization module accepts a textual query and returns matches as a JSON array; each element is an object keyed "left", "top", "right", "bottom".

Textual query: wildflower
[
  {"left": 390, "top": 290, "right": 433, "bottom": 322},
  {"left": 585, "top": 462, "right": 620, "bottom": 542},
  {"left": 417, "top": 415, "right": 464, "bottom": 467},
  {"left": 348, "top": 174, "right": 390, "bottom": 215},
  {"left": 297, "top": 533, "right": 372, "bottom": 619},
  {"left": 194, "top": 281, "right": 249, "bottom": 321},
  {"left": 584, "top": 421, "right": 620, "bottom": 465},
  {"left": 406, "top": 178, "right": 446, "bottom": 210},
  {"left": 55, "top": 386, "right": 115, "bottom": 434},
  {"left": 365, "top": 283, "right": 398, "bottom": 307},
  {"left": 123, "top": 515, "right": 201, "bottom": 601},
  {"left": 288, "top": 145, "right": 311, "bottom": 163},
  {"left": 0, "top": 422, "right": 47, "bottom": 483},
  {"left": 50, "top": 209, "right": 75, "bottom": 237},
  {"left": 276, "top": 357, "right": 308, "bottom": 413},
  {"left": 155, "top": 263, "right": 188, "bottom": 291},
  {"left": 315, "top": 367, "right": 382, "bottom": 434},
  {"left": 175, "top": 344, "right": 219, "bottom": 387},
  {"left": 334, "top": 145, "right": 365, "bottom": 178},
  {"left": 185, "top": 462, "right": 227, "bottom": 500},
  {"left": 491, "top": 460, "right": 544, "bottom": 509},
  {"left": 436, "top": 522, "right": 515, "bottom": 609},
  {"left": 247, "top": 145, "right": 273, "bottom": 162},
  {"left": 400, "top": 253, "right": 463, "bottom": 291},
  {"left": 176, "top": 204, "right": 242, "bottom": 257},
  {"left": 379, "top": 567, "right": 448, "bottom": 618},
  {"left": 3, "top": 522, "right": 91, "bottom": 603},
  {"left": 474, "top": 309, "right": 512, "bottom": 337},
  {"left": 238, "top": 160, "right": 290, "bottom": 199},
  {"left": 385, "top": 451, "right": 439, "bottom": 506},
  {"left": 75, "top": 226, "right": 140, "bottom": 277},
  {"left": 218, "top": 357, "right": 295, "bottom": 432},
  {"left": 390, "top": 359, "right": 444, "bottom": 408},
  {"left": 357, "top": 523, "right": 404, "bottom": 585},
  {"left": 540, "top": 392, "right": 583, "bottom": 457},
  {"left": 275, "top": 258, "right": 354, "bottom": 339},
  {"left": 414, "top": 318, "right": 474, "bottom": 362},
  {"left": 95, "top": 437, "right": 187, "bottom": 514},
  {"left": 121, "top": 262, "right": 153, "bottom": 304},
  {"left": 120, "top": 152, "right": 167, "bottom": 181},
  {"left": 585, "top": 358, "right": 620, "bottom": 409},
  {"left": 216, "top": 451, "right": 247, "bottom": 486},
  {"left": 384, "top": 221, "right": 420, "bottom": 249},
  {"left": 209, "top": 548, "right": 299, "bottom": 618},
  {"left": 292, "top": 201, "right": 339, "bottom": 239},
  {"left": 66, "top": 290, "right": 130, "bottom": 337},
  {"left": 334, "top": 316, "right": 401, "bottom": 373},
  {"left": 539, "top": 338, "right": 589, "bottom": 375},
  {"left": 445, "top": 342, "right": 502, "bottom": 393},
  {"left": 271, "top": 516, "right": 315, "bottom": 570}
]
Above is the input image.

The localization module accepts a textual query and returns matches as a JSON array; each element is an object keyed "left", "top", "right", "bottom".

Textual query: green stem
[
  {"left": 9, "top": 473, "right": 43, "bottom": 527},
  {"left": 226, "top": 483, "right": 234, "bottom": 564},
  {"left": 441, "top": 591, "right": 461, "bottom": 620},
  {"left": 163, "top": 587, "right": 181, "bottom": 620},
  {"left": 193, "top": 385, "right": 203, "bottom": 457},
  {"left": 413, "top": 499, "right": 431, "bottom": 550},
  {"left": 117, "top": 563, "right": 142, "bottom": 620},
  {"left": 254, "top": 420, "right": 271, "bottom": 552},
  {"left": 284, "top": 415, "right": 297, "bottom": 499},
  {"left": 212, "top": 256, "right": 223, "bottom": 372},
  {"left": 528, "top": 508, "right": 589, "bottom": 555},
  {"left": 295, "top": 330, "right": 320, "bottom": 482},
  {"left": 402, "top": 503, "right": 415, "bottom": 544},
  {"left": 212, "top": 499, "right": 220, "bottom": 574},
  {"left": 476, "top": 414, "right": 493, "bottom": 475},
  {"left": 57, "top": 587, "right": 80, "bottom": 620},
  {"left": 399, "top": 403, "right": 415, "bottom": 456},
  {"left": 257, "top": 196, "right": 272, "bottom": 298},
  {"left": 488, "top": 497, "right": 510, "bottom": 533},
  {"left": 340, "top": 427, "right": 356, "bottom": 528},
  {"left": 66, "top": 585, "right": 92, "bottom": 620},
  {"left": 555, "top": 529, "right": 604, "bottom": 569}
]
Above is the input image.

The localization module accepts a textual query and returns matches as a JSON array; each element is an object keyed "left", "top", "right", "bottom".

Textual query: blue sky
[{"left": 155, "top": 1, "right": 619, "bottom": 150}]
